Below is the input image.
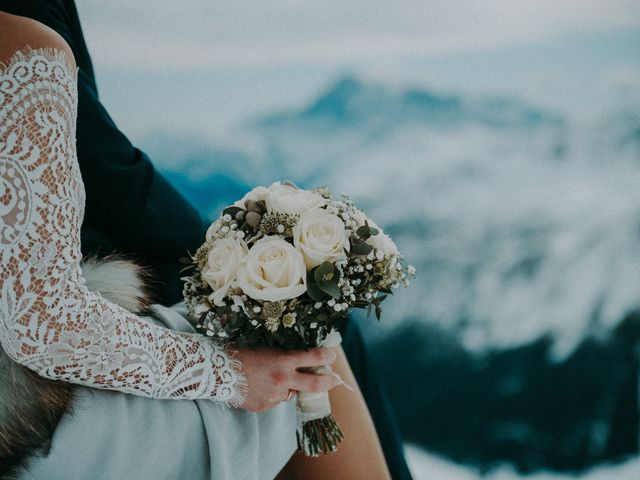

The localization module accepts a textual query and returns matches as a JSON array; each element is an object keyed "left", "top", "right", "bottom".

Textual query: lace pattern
[{"left": 0, "top": 48, "right": 245, "bottom": 405}]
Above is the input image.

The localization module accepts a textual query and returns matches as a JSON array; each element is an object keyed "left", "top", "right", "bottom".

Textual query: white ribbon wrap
[{"left": 296, "top": 329, "right": 343, "bottom": 422}]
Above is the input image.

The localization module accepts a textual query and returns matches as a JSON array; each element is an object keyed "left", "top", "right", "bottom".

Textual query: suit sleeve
[{"left": 75, "top": 69, "right": 209, "bottom": 298}]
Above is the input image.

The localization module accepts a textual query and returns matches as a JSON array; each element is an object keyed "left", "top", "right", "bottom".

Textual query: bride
[{"left": 0, "top": 12, "right": 391, "bottom": 480}]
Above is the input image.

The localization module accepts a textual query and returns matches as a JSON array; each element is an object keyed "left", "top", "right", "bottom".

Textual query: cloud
[{"left": 76, "top": 0, "right": 640, "bottom": 70}]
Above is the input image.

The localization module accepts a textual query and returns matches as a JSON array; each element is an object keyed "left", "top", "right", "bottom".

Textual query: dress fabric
[
  {"left": 18, "top": 304, "right": 297, "bottom": 480},
  {"left": 0, "top": 48, "right": 296, "bottom": 479}
]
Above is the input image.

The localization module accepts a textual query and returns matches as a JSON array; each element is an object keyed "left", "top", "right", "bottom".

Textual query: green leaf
[
  {"left": 306, "top": 278, "right": 328, "bottom": 302},
  {"left": 376, "top": 294, "right": 388, "bottom": 304},
  {"left": 315, "top": 261, "right": 335, "bottom": 282},
  {"left": 356, "top": 225, "right": 372, "bottom": 239},
  {"left": 351, "top": 240, "right": 373, "bottom": 256},
  {"left": 375, "top": 305, "right": 382, "bottom": 320},
  {"left": 313, "top": 266, "right": 341, "bottom": 299},
  {"left": 369, "top": 227, "right": 379, "bottom": 236},
  {"left": 318, "top": 281, "right": 341, "bottom": 299}
]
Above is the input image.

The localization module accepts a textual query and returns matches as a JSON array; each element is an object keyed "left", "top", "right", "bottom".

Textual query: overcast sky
[
  {"left": 77, "top": 1, "right": 640, "bottom": 70},
  {"left": 74, "top": 1, "right": 640, "bottom": 139}
]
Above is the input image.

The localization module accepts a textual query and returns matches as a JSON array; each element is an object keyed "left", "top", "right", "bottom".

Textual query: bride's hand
[{"left": 234, "top": 346, "right": 339, "bottom": 412}]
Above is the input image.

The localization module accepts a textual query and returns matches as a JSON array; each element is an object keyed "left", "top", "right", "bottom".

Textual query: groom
[{"left": 0, "top": 1, "right": 412, "bottom": 478}]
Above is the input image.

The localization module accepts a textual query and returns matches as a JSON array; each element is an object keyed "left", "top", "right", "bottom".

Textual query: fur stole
[{"left": 0, "top": 257, "right": 151, "bottom": 478}]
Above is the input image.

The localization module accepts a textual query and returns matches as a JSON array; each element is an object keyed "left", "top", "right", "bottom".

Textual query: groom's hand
[{"left": 234, "top": 346, "right": 339, "bottom": 412}]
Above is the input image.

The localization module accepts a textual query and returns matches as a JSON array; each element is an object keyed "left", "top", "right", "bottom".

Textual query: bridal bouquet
[{"left": 183, "top": 181, "right": 414, "bottom": 456}]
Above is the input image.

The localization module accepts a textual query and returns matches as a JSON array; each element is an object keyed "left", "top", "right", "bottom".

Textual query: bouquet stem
[
  {"left": 296, "top": 329, "right": 344, "bottom": 456},
  {"left": 297, "top": 414, "right": 344, "bottom": 456}
]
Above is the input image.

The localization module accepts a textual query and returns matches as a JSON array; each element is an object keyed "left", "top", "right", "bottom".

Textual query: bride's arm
[
  {"left": 0, "top": 18, "right": 340, "bottom": 409},
  {"left": 0, "top": 24, "right": 244, "bottom": 404},
  {"left": 0, "top": 45, "right": 242, "bottom": 403}
]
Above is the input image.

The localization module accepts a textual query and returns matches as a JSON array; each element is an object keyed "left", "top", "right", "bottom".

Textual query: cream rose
[
  {"left": 366, "top": 220, "right": 399, "bottom": 258},
  {"left": 350, "top": 208, "right": 368, "bottom": 227},
  {"left": 293, "top": 209, "right": 349, "bottom": 269},
  {"left": 352, "top": 210, "right": 399, "bottom": 258},
  {"left": 201, "top": 237, "right": 249, "bottom": 306},
  {"left": 238, "top": 236, "right": 307, "bottom": 302},
  {"left": 234, "top": 186, "right": 269, "bottom": 209},
  {"left": 265, "top": 182, "right": 327, "bottom": 215}
]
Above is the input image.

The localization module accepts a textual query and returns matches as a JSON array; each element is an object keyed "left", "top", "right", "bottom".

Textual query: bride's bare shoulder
[{"left": 0, "top": 11, "right": 75, "bottom": 68}]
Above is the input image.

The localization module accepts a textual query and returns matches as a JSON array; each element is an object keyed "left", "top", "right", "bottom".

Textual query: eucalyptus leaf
[
  {"left": 351, "top": 240, "right": 373, "bottom": 256},
  {"left": 314, "top": 262, "right": 337, "bottom": 285},
  {"left": 317, "top": 262, "right": 334, "bottom": 279},
  {"left": 307, "top": 278, "right": 328, "bottom": 302},
  {"left": 318, "top": 280, "right": 341, "bottom": 299},
  {"left": 356, "top": 225, "right": 372, "bottom": 239}
]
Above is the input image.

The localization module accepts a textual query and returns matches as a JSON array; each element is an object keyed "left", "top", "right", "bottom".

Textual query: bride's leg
[{"left": 277, "top": 346, "right": 392, "bottom": 480}]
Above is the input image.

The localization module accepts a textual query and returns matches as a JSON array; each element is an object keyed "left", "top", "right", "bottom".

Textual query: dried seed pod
[
  {"left": 245, "top": 200, "right": 261, "bottom": 213},
  {"left": 246, "top": 211, "right": 262, "bottom": 229},
  {"left": 235, "top": 210, "right": 246, "bottom": 222}
]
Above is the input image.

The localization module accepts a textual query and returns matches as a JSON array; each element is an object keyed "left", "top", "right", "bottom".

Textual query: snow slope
[{"left": 406, "top": 444, "right": 640, "bottom": 480}]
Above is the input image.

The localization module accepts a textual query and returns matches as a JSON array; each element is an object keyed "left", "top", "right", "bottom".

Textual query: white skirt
[{"left": 18, "top": 304, "right": 297, "bottom": 480}]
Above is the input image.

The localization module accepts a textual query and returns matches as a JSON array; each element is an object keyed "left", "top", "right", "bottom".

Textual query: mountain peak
[
  {"left": 257, "top": 74, "right": 563, "bottom": 131},
  {"left": 302, "top": 75, "right": 364, "bottom": 121}
]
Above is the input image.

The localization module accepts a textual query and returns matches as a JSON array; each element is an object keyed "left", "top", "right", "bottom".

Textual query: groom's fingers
[
  {"left": 291, "top": 371, "right": 339, "bottom": 393},
  {"left": 287, "top": 347, "right": 337, "bottom": 368}
]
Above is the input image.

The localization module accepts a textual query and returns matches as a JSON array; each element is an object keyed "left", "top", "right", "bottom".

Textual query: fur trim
[
  {"left": 81, "top": 255, "right": 152, "bottom": 314},
  {"left": 0, "top": 256, "right": 153, "bottom": 478}
]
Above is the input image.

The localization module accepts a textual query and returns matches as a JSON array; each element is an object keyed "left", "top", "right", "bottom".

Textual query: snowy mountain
[
  {"left": 146, "top": 75, "right": 640, "bottom": 357},
  {"left": 257, "top": 75, "right": 564, "bottom": 131}
]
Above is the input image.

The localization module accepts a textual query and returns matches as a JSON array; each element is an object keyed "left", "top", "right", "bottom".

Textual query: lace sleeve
[{"left": 0, "top": 48, "right": 245, "bottom": 405}]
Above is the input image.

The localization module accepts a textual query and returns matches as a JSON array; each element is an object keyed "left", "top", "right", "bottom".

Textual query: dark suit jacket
[{"left": 0, "top": 0, "right": 208, "bottom": 305}]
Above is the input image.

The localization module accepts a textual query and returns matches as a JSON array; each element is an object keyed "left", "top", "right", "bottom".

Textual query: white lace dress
[{"left": 0, "top": 48, "right": 296, "bottom": 480}]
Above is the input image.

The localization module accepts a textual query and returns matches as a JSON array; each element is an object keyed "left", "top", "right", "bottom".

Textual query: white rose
[
  {"left": 265, "top": 182, "right": 327, "bottom": 215},
  {"left": 201, "top": 237, "right": 249, "bottom": 306},
  {"left": 234, "top": 186, "right": 269, "bottom": 208},
  {"left": 238, "top": 236, "right": 307, "bottom": 302},
  {"left": 293, "top": 209, "right": 349, "bottom": 269},
  {"left": 366, "top": 220, "right": 399, "bottom": 258}
]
